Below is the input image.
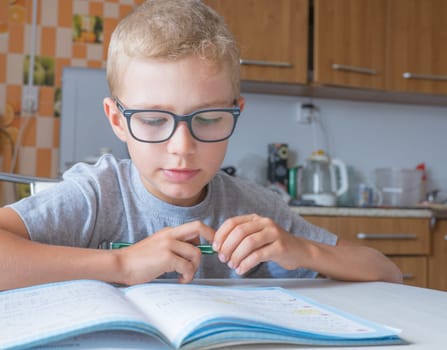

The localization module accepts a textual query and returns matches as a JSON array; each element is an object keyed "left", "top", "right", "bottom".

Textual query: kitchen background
[
  {"left": 225, "top": 93, "right": 447, "bottom": 205},
  {"left": 1, "top": 0, "right": 447, "bottom": 206},
  {"left": 0, "top": 0, "right": 143, "bottom": 180}
]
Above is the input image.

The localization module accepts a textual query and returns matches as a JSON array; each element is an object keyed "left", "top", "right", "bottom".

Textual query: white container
[{"left": 373, "top": 168, "right": 423, "bottom": 207}]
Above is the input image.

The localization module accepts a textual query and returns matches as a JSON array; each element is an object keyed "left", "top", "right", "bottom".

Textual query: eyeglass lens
[{"left": 130, "top": 110, "right": 236, "bottom": 142}]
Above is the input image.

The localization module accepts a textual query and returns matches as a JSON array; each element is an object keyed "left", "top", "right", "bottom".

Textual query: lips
[{"left": 163, "top": 168, "right": 200, "bottom": 182}]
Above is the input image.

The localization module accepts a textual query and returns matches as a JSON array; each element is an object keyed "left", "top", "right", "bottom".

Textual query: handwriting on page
[
  {"left": 125, "top": 284, "right": 374, "bottom": 343},
  {"left": 0, "top": 281, "right": 146, "bottom": 346}
]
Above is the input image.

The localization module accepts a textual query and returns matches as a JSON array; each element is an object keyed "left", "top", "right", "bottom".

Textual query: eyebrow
[{"left": 125, "top": 99, "right": 236, "bottom": 111}]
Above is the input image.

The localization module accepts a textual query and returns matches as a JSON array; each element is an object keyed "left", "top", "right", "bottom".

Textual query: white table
[{"left": 38, "top": 279, "right": 447, "bottom": 349}]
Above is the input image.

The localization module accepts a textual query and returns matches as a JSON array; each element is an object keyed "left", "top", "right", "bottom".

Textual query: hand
[
  {"left": 213, "top": 214, "right": 305, "bottom": 275},
  {"left": 114, "top": 221, "right": 215, "bottom": 284}
]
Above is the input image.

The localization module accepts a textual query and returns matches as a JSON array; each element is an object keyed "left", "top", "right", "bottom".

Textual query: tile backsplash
[{"left": 0, "top": 0, "right": 142, "bottom": 178}]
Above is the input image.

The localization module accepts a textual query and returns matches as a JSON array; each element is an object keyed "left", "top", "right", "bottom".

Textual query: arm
[
  {"left": 302, "top": 237, "right": 403, "bottom": 283},
  {"left": 0, "top": 207, "right": 214, "bottom": 290},
  {"left": 213, "top": 214, "right": 403, "bottom": 283}
]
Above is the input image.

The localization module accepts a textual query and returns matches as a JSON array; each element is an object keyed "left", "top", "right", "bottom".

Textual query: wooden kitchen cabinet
[
  {"left": 336, "top": 217, "right": 430, "bottom": 256},
  {"left": 313, "top": 0, "right": 387, "bottom": 90},
  {"left": 386, "top": 0, "right": 447, "bottom": 95},
  {"left": 337, "top": 217, "right": 430, "bottom": 288},
  {"left": 303, "top": 215, "right": 431, "bottom": 288},
  {"left": 314, "top": 0, "right": 447, "bottom": 95},
  {"left": 303, "top": 215, "right": 338, "bottom": 235},
  {"left": 203, "top": 0, "right": 309, "bottom": 84},
  {"left": 388, "top": 256, "right": 427, "bottom": 288},
  {"left": 428, "top": 220, "right": 447, "bottom": 291},
  {"left": 206, "top": 0, "right": 447, "bottom": 99}
]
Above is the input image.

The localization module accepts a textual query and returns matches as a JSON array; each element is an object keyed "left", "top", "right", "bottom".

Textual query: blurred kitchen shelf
[
  {"left": 241, "top": 81, "right": 447, "bottom": 107},
  {"left": 290, "top": 205, "right": 432, "bottom": 218}
]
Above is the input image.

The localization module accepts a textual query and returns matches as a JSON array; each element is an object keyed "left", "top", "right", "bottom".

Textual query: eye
[
  {"left": 134, "top": 112, "right": 171, "bottom": 127},
  {"left": 194, "top": 112, "right": 223, "bottom": 125}
]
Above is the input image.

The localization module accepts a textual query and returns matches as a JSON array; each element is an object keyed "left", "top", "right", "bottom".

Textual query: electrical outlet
[
  {"left": 297, "top": 103, "right": 315, "bottom": 124},
  {"left": 21, "top": 86, "right": 39, "bottom": 115}
]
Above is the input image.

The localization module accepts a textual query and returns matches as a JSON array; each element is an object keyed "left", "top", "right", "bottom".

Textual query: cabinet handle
[
  {"left": 444, "top": 235, "right": 447, "bottom": 241},
  {"left": 402, "top": 273, "right": 414, "bottom": 280},
  {"left": 402, "top": 72, "right": 447, "bottom": 81},
  {"left": 240, "top": 59, "right": 293, "bottom": 68},
  {"left": 332, "top": 63, "right": 377, "bottom": 75},
  {"left": 356, "top": 233, "right": 417, "bottom": 240}
]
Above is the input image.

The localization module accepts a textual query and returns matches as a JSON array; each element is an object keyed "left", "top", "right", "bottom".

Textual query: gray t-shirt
[{"left": 9, "top": 155, "right": 337, "bottom": 279}]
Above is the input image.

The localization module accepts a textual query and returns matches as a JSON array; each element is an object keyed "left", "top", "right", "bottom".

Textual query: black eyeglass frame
[{"left": 114, "top": 97, "right": 241, "bottom": 143}]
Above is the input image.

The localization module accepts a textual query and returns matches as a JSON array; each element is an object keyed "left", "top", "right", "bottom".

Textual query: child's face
[{"left": 104, "top": 55, "right": 243, "bottom": 206}]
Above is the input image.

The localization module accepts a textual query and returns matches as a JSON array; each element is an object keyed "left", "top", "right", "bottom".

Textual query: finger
[
  {"left": 235, "top": 228, "right": 301, "bottom": 275},
  {"left": 228, "top": 230, "right": 273, "bottom": 270},
  {"left": 235, "top": 244, "right": 274, "bottom": 276},
  {"left": 169, "top": 239, "right": 201, "bottom": 266},
  {"left": 166, "top": 253, "right": 198, "bottom": 283},
  {"left": 214, "top": 214, "right": 257, "bottom": 251},
  {"left": 170, "top": 220, "right": 215, "bottom": 244},
  {"left": 219, "top": 221, "right": 268, "bottom": 264},
  {"left": 168, "top": 241, "right": 202, "bottom": 282},
  {"left": 187, "top": 237, "right": 201, "bottom": 246}
]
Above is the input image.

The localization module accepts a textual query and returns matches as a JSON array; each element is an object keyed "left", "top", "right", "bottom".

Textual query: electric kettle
[{"left": 299, "top": 150, "right": 349, "bottom": 206}]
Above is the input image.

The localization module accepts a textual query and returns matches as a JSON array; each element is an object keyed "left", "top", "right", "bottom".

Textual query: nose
[{"left": 166, "top": 121, "right": 196, "bottom": 155}]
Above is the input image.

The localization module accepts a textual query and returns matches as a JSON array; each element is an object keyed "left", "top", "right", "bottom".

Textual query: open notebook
[{"left": 0, "top": 280, "right": 403, "bottom": 349}]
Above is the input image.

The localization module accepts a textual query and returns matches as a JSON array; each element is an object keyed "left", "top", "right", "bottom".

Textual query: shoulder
[
  {"left": 210, "top": 172, "right": 290, "bottom": 213},
  {"left": 62, "top": 154, "right": 132, "bottom": 183},
  {"left": 211, "top": 172, "right": 268, "bottom": 195},
  {"left": 60, "top": 154, "right": 135, "bottom": 198}
]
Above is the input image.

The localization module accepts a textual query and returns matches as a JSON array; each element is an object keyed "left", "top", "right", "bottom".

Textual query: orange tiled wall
[{"left": 0, "top": 0, "right": 142, "bottom": 178}]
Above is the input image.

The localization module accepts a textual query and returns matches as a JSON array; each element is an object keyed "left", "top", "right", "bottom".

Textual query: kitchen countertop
[{"left": 290, "top": 205, "right": 433, "bottom": 218}]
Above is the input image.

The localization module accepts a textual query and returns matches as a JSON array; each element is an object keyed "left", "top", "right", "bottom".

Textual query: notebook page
[
  {"left": 0, "top": 280, "right": 149, "bottom": 348},
  {"left": 124, "top": 284, "right": 397, "bottom": 347},
  {"left": 33, "top": 330, "right": 171, "bottom": 350}
]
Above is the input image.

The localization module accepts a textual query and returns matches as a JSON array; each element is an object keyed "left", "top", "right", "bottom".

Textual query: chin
[
  {"left": 162, "top": 187, "right": 206, "bottom": 206},
  {"left": 165, "top": 195, "right": 203, "bottom": 207}
]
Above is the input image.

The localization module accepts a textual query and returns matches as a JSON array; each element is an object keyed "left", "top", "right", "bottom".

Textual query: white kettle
[{"left": 299, "top": 150, "right": 349, "bottom": 206}]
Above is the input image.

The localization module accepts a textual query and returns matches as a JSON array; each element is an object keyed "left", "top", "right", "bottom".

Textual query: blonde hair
[{"left": 107, "top": 0, "right": 240, "bottom": 97}]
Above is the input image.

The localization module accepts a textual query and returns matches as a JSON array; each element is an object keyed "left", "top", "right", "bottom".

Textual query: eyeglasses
[{"left": 114, "top": 98, "right": 241, "bottom": 143}]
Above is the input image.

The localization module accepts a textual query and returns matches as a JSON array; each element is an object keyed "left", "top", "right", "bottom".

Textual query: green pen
[
  {"left": 98, "top": 241, "right": 216, "bottom": 254},
  {"left": 195, "top": 244, "right": 216, "bottom": 255}
]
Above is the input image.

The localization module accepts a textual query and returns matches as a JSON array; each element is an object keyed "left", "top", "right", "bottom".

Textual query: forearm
[
  {"left": 302, "top": 239, "right": 403, "bottom": 283},
  {"left": 0, "top": 230, "right": 122, "bottom": 290}
]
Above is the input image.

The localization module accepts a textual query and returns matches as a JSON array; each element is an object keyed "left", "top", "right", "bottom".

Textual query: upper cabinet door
[
  {"left": 386, "top": 0, "right": 447, "bottom": 95},
  {"left": 204, "top": 0, "right": 309, "bottom": 84},
  {"left": 313, "top": 0, "right": 387, "bottom": 90}
]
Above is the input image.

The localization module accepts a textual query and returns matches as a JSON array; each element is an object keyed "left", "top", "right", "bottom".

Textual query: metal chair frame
[{"left": 0, "top": 172, "right": 58, "bottom": 196}]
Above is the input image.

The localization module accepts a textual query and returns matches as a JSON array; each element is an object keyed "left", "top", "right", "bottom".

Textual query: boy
[{"left": 0, "top": 0, "right": 402, "bottom": 290}]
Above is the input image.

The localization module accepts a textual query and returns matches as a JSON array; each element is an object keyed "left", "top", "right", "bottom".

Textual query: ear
[
  {"left": 237, "top": 96, "right": 246, "bottom": 112},
  {"left": 103, "top": 97, "right": 127, "bottom": 142}
]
